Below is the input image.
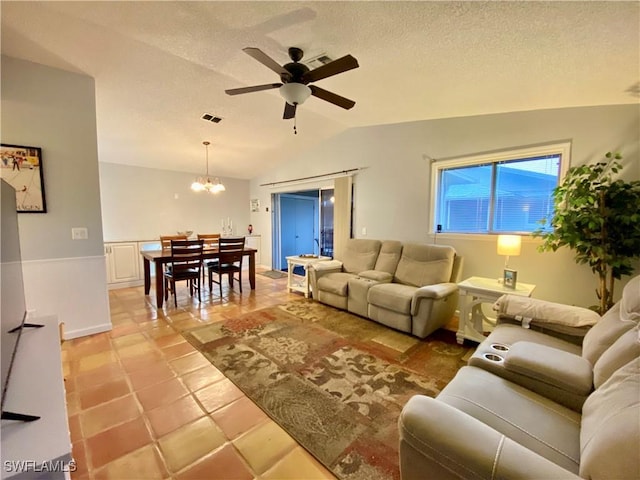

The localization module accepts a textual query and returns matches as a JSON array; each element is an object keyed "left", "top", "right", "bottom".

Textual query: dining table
[{"left": 141, "top": 247, "right": 257, "bottom": 308}]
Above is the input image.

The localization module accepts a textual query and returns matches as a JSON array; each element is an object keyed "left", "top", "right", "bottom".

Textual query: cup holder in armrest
[
  {"left": 482, "top": 353, "right": 504, "bottom": 363},
  {"left": 490, "top": 343, "right": 510, "bottom": 352}
]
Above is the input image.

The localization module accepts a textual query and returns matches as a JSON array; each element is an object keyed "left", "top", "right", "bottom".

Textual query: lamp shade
[
  {"left": 280, "top": 83, "right": 312, "bottom": 106},
  {"left": 497, "top": 235, "right": 522, "bottom": 256}
]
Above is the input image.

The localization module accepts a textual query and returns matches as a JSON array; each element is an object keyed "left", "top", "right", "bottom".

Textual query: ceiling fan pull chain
[{"left": 293, "top": 113, "right": 298, "bottom": 135}]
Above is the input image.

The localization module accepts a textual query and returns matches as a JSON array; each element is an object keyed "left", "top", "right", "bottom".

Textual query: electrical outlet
[
  {"left": 361, "top": 227, "right": 367, "bottom": 236},
  {"left": 72, "top": 227, "right": 88, "bottom": 240}
]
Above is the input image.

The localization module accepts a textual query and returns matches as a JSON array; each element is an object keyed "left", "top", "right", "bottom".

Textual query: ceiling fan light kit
[
  {"left": 280, "top": 83, "right": 312, "bottom": 106},
  {"left": 225, "top": 46, "right": 359, "bottom": 128},
  {"left": 191, "top": 141, "right": 226, "bottom": 194}
]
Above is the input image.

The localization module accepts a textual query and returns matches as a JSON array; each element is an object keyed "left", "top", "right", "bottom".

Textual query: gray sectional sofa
[
  {"left": 308, "top": 238, "right": 463, "bottom": 338},
  {"left": 399, "top": 274, "right": 640, "bottom": 480}
]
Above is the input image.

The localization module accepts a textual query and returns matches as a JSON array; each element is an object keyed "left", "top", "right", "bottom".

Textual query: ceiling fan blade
[
  {"left": 309, "top": 85, "right": 355, "bottom": 110},
  {"left": 283, "top": 102, "right": 296, "bottom": 119},
  {"left": 302, "top": 54, "right": 359, "bottom": 83},
  {"left": 225, "top": 83, "right": 282, "bottom": 95},
  {"left": 243, "top": 47, "right": 289, "bottom": 77}
]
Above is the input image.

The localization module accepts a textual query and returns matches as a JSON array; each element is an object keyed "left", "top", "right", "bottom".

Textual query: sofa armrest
[
  {"left": 399, "top": 395, "right": 579, "bottom": 480},
  {"left": 307, "top": 260, "right": 343, "bottom": 272},
  {"left": 493, "top": 295, "right": 600, "bottom": 328},
  {"left": 504, "top": 342, "right": 593, "bottom": 395},
  {"left": 411, "top": 283, "right": 457, "bottom": 315}
]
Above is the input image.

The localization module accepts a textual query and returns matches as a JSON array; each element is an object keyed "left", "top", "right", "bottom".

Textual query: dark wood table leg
[
  {"left": 143, "top": 257, "right": 151, "bottom": 295},
  {"left": 249, "top": 251, "right": 256, "bottom": 289},
  {"left": 154, "top": 259, "right": 164, "bottom": 308}
]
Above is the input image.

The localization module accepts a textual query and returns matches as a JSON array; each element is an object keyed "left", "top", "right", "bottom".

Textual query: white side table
[
  {"left": 286, "top": 255, "right": 332, "bottom": 298},
  {"left": 456, "top": 276, "right": 536, "bottom": 345}
]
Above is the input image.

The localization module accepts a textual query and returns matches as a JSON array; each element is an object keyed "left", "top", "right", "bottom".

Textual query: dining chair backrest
[
  {"left": 218, "top": 237, "right": 246, "bottom": 266},
  {"left": 197, "top": 233, "right": 221, "bottom": 249},
  {"left": 161, "top": 234, "right": 187, "bottom": 250},
  {"left": 170, "top": 239, "right": 204, "bottom": 274}
]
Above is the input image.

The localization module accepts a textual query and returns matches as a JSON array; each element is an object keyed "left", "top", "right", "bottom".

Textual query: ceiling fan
[{"left": 225, "top": 47, "right": 359, "bottom": 120}]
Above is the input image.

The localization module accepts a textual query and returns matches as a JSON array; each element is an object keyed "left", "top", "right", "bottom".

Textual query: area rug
[
  {"left": 182, "top": 300, "right": 471, "bottom": 480},
  {"left": 258, "top": 270, "right": 288, "bottom": 279}
]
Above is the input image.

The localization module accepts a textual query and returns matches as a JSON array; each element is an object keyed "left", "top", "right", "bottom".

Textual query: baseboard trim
[{"left": 63, "top": 322, "right": 112, "bottom": 340}]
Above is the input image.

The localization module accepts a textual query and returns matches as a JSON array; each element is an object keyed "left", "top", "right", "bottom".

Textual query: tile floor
[{"left": 63, "top": 270, "right": 336, "bottom": 480}]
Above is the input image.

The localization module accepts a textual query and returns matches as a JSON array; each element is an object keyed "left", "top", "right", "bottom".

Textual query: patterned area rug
[{"left": 182, "top": 300, "right": 472, "bottom": 480}]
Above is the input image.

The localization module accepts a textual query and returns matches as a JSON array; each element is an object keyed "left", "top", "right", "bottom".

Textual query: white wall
[
  {"left": 99, "top": 163, "right": 251, "bottom": 242},
  {"left": 1, "top": 55, "right": 111, "bottom": 339},
  {"left": 251, "top": 104, "right": 640, "bottom": 308}
]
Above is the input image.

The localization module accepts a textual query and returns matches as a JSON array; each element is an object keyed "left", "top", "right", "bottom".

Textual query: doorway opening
[{"left": 272, "top": 188, "right": 334, "bottom": 272}]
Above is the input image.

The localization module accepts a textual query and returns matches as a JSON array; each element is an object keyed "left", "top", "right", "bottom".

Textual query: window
[{"left": 431, "top": 142, "right": 570, "bottom": 234}]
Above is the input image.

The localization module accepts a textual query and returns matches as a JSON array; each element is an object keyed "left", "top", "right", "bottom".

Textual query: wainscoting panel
[{"left": 21, "top": 255, "right": 111, "bottom": 339}]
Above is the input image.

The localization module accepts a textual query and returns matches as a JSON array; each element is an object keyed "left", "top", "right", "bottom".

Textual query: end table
[
  {"left": 286, "top": 255, "right": 332, "bottom": 298},
  {"left": 456, "top": 276, "right": 536, "bottom": 345}
]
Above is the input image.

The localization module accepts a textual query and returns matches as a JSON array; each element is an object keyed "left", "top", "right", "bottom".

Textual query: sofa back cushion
[
  {"left": 583, "top": 276, "right": 640, "bottom": 365},
  {"left": 592, "top": 326, "right": 640, "bottom": 388},
  {"left": 373, "top": 241, "right": 403, "bottom": 274},
  {"left": 580, "top": 357, "right": 639, "bottom": 480},
  {"left": 394, "top": 244, "right": 455, "bottom": 287},
  {"left": 341, "top": 239, "right": 381, "bottom": 274}
]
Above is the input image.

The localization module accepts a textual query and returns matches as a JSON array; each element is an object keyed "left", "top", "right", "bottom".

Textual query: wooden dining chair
[
  {"left": 197, "top": 233, "right": 221, "bottom": 285},
  {"left": 160, "top": 234, "right": 188, "bottom": 250},
  {"left": 163, "top": 239, "right": 204, "bottom": 307},
  {"left": 208, "top": 236, "right": 246, "bottom": 298}
]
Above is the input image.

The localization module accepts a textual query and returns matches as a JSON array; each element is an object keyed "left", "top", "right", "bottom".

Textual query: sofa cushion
[
  {"left": 592, "top": 326, "right": 640, "bottom": 388},
  {"left": 620, "top": 274, "right": 640, "bottom": 323},
  {"left": 373, "top": 240, "right": 403, "bottom": 274},
  {"left": 368, "top": 283, "right": 416, "bottom": 315},
  {"left": 316, "top": 272, "right": 355, "bottom": 296},
  {"left": 580, "top": 357, "right": 640, "bottom": 480},
  {"left": 358, "top": 270, "right": 393, "bottom": 283},
  {"left": 437, "top": 366, "right": 581, "bottom": 474},
  {"left": 341, "top": 239, "right": 381, "bottom": 274},
  {"left": 394, "top": 244, "right": 454, "bottom": 287},
  {"left": 582, "top": 303, "right": 636, "bottom": 366}
]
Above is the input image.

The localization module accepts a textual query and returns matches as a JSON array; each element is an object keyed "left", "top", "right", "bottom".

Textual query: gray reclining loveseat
[
  {"left": 399, "top": 274, "right": 640, "bottom": 479},
  {"left": 308, "top": 238, "right": 463, "bottom": 338}
]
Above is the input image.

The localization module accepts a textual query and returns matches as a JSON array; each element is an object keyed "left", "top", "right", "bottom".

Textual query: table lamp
[{"left": 497, "top": 235, "right": 521, "bottom": 268}]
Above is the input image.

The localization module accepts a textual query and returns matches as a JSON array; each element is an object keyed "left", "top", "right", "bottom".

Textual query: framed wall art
[{"left": 0, "top": 144, "right": 47, "bottom": 213}]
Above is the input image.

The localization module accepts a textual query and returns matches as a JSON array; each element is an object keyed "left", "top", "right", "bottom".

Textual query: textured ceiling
[{"left": 1, "top": 1, "right": 638, "bottom": 179}]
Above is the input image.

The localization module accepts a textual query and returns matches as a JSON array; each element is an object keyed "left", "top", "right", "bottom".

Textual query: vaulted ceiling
[{"left": 1, "top": 1, "right": 638, "bottom": 179}]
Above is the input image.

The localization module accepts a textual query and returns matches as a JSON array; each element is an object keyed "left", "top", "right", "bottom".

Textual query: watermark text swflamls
[{"left": 4, "top": 459, "right": 76, "bottom": 473}]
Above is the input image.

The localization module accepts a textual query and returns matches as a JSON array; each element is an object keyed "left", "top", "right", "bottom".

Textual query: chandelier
[{"left": 191, "top": 141, "right": 225, "bottom": 193}]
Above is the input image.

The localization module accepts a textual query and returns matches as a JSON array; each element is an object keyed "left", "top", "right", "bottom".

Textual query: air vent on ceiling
[
  {"left": 202, "top": 113, "right": 222, "bottom": 123},
  {"left": 303, "top": 54, "right": 333, "bottom": 70}
]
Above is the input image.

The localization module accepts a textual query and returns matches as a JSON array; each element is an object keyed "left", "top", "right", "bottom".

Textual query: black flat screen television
[{"left": 1, "top": 179, "right": 28, "bottom": 416}]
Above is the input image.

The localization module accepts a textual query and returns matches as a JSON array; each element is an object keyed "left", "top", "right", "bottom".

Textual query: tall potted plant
[{"left": 536, "top": 152, "right": 640, "bottom": 314}]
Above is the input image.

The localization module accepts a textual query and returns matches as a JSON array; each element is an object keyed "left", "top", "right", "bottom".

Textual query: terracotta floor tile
[
  {"left": 233, "top": 420, "right": 298, "bottom": 475},
  {"left": 180, "top": 364, "right": 225, "bottom": 393},
  {"left": 127, "top": 362, "right": 176, "bottom": 391},
  {"left": 121, "top": 350, "right": 167, "bottom": 374},
  {"left": 73, "top": 362, "right": 126, "bottom": 391},
  {"left": 116, "top": 341, "right": 159, "bottom": 359},
  {"left": 86, "top": 416, "right": 152, "bottom": 469},
  {"left": 169, "top": 352, "right": 211, "bottom": 375},
  {"left": 153, "top": 332, "right": 184, "bottom": 349},
  {"left": 136, "top": 377, "right": 189, "bottom": 412},
  {"left": 111, "top": 332, "right": 147, "bottom": 349},
  {"left": 161, "top": 340, "right": 198, "bottom": 360},
  {"left": 71, "top": 440, "right": 89, "bottom": 477},
  {"left": 261, "top": 446, "right": 336, "bottom": 480},
  {"left": 176, "top": 444, "right": 253, "bottom": 480},
  {"left": 158, "top": 417, "right": 227, "bottom": 473},
  {"left": 68, "top": 414, "right": 83, "bottom": 443},
  {"left": 93, "top": 445, "right": 168, "bottom": 480},
  {"left": 79, "top": 394, "right": 141, "bottom": 438},
  {"left": 78, "top": 377, "right": 131, "bottom": 410},
  {"left": 192, "top": 378, "right": 244, "bottom": 414},
  {"left": 211, "top": 396, "right": 269, "bottom": 440},
  {"left": 146, "top": 394, "right": 205, "bottom": 438},
  {"left": 77, "top": 351, "right": 119, "bottom": 372}
]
